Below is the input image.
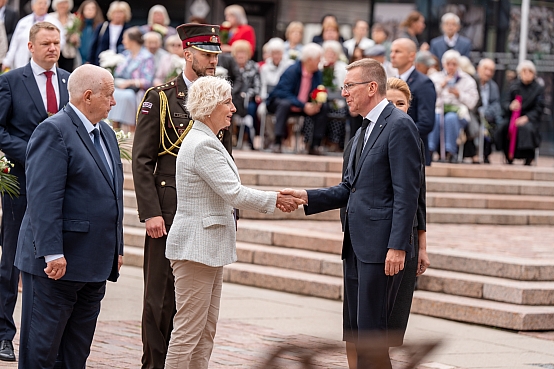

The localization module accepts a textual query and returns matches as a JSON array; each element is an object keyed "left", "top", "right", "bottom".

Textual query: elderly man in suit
[
  {"left": 266, "top": 42, "right": 327, "bottom": 154},
  {"left": 390, "top": 38, "right": 437, "bottom": 165},
  {"left": 0, "top": 21, "right": 69, "bottom": 362},
  {"left": 282, "top": 58, "right": 421, "bottom": 369},
  {"left": 429, "top": 12, "right": 471, "bottom": 61},
  {"left": 476, "top": 58, "right": 503, "bottom": 163},
  {"left": 2, "top": 0, "right": 64, "bottom": 71},
  {"left": 15, "top": 63, "right": 123, "bottom": 368}
]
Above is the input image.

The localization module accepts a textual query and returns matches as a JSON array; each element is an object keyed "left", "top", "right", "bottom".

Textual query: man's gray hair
[
  {"left": 32, "top": 0, "right": 52, "bottom": 6},
  {"left": 68, "top": 64, "right": 112, "bottom": 101},
  {"left": 300, "top": 43, "right": 323, "bottom": 62},
  {"left": 441, "top": 12, "right": 460, "bottom": 25},
  {"left": 322, "top": 40, "right": 345, "bottom": 58},
  {"left": 186, "top": 76, "right": 232, "bottom": 121},
  {"left": 415, "top": 50, "right": 436, "bottom": 67},
  {"left": 264, "top": 38, "right": 285, "bottom": 54},
  {"left": 477, "top": 58, "right": 495, "bottom": 68}
]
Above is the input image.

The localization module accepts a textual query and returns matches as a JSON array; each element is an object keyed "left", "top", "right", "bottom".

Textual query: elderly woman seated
[
  {"left": 498, "top": 60, "right": 544, "bottom": 165},
  {"left": 139, "top": 5, "right": 176, "bottom": 42},
  {"left": 164, "top": 75, "right": 302, "bottom": 369},
  {"left": 108, "top": 26, "right": 155, "bottom": 131},
  {"left": 428, "top": 50, "right": 479, "bottom": 162}
]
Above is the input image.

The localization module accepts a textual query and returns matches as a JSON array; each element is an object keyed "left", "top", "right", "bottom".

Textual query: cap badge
[{"left": 210, "top": 35, "right": 218, "bottom": 43}]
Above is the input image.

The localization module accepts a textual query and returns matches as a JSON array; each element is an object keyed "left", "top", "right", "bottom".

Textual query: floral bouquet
[
  {"left": 219, "top": 21, "right": 232, "bottom": 44},
  {"left": 0, "top": 156, "right": 19, "bottom": 198},
  {"left": 310, "top": 85, "right": 328, "bottom": 104},
  {"left": 98, "top": 50, "right": 125, "bottom": 76},
  {"left": 152, "top": 23, "right": 170, "bottom": 37},
  {"left": 105, "top": 120, "right": 132, "bottom": 161},
  {"left": 66, "top": 14, "right": 82, "bottom": 47},
  {"left": 164, "top": 55, "right": 187, "bottom": 82},
  {"left": 288, "top": 49, "right": 299, "bottom": 61}
]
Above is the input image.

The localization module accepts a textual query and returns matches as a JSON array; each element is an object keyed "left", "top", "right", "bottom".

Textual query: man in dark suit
[
  {"left": 0, "top": 21, "right": 69, "bottom": 362},
  {"left": 133, "top": 23, "right": 233, "bottom": 369},
  {"left": 390, "top": 38, "right": 437, "bottom": 165},
  {"left": 282, "top": 58, "right": 421, "bottom": 368},
  {"left": 429, "top": 12, "right": 472, "bottom": 61},
  {"left": 266, "top": 42, "right": 327, "bottom": 154},
  {"left": 15, "top": 63, "right": 123, "bottom": 368}
]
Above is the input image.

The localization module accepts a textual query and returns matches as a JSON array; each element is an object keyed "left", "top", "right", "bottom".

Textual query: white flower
[{"left": 98, "top": 50, "right": 126, "bottom": 69}]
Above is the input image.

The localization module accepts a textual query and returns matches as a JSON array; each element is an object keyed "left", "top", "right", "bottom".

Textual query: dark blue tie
[{"left": 92, "top": 128, "right": 112, "bottom": 176}]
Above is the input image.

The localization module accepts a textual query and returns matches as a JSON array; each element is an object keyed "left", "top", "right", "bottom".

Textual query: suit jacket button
[
  {"left": 161, "top": 181, "right": 166, "bottom": 186},
  {"left": 351, "top": 188, "right": 356, "bottom": 193}
]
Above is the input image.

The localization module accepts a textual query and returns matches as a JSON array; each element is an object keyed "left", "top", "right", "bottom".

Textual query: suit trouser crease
[
  {"left": 0, "top": 194, "right": 26, "bottom": 340},
  {"left": 165, "top": 259, "right": 222, "bottom": 369},
  {"left": 19, "top": 272, "right": 105, "bottom": 369},
  {"left": 141, "top": 234, "right": 176, "bottom": 369}
]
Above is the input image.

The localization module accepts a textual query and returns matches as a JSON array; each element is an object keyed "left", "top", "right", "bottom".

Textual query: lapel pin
[
  {"left": 380, "top": 125, "right": 382, "bottom": 128},
  {"left": 62, "top": 79, "right": 66, "bottom": 83}
]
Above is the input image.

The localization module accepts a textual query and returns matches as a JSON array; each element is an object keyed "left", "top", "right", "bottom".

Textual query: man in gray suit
[{"left": 282, "top": 58, "right": 421, "bottom": 369}]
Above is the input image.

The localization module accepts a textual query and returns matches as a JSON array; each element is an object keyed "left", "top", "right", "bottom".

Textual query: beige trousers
[{"left": 165, "top": 260, "right": 223, "bottom": 369}]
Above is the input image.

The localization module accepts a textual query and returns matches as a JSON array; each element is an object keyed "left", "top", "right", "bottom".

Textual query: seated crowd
[{"left": 0, "top": 1, "right": 544, "bottom": 163}]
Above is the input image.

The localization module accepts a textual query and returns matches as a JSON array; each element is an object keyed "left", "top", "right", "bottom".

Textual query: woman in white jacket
[
  {"left": 164, "top": 76, "right": 303, "bottom": 369},
  {"left": 428, "top": 49, "right": 479, "bottom": 162}
]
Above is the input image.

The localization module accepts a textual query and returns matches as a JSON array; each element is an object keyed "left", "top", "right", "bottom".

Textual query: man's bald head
[
  {"left": 68, "top": 65, "right": 115, "bottom": 123},
  {"left": 390, "top": 38, "right": 417, "bottom": 74},
  {"left": 477, "top": 58, "right": 496, "bottom": 84}
]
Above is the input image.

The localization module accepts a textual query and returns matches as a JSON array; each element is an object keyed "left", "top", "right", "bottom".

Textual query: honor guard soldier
[{"left": 132, "top": 23, "right": 233, "bottom": 369}]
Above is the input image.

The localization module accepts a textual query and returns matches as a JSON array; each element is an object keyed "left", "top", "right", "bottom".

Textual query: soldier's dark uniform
[{"left": 132, "top": 24, "right": 232, "bottom": 369}]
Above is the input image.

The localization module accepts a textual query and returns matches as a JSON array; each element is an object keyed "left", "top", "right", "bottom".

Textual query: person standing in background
[
  {"left": 0, "top": 22, "right": 70, "bottom": 362},
  {"left": 87, "top": 1, "right": 130, "bottom": 65},
  {"left": 75, "top": 0, "right": 104, "bottom": 64},
  {"left": 50, "top": 0, "right": 79, "bottom": 71},
  {"left": 343, "top": 19, "right": 374, "bottom": 59},
  {"left": 429, "top": 12, "right": 472, "bottom": 61},
  {"left": 0, "top": 0, "right": 19, "bottom": 70}
]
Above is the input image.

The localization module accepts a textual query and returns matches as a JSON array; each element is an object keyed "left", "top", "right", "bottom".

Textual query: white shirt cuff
[{"left": 45, "top": 254, "right": 64, "bottom": 263}]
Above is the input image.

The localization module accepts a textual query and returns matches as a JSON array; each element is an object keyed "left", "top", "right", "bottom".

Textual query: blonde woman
[
  {"left": 88, "top": 0, "right": 131, "bottom": 65},
  {"left": 165, "top": 76, "right": 303, "bottom": 368}
]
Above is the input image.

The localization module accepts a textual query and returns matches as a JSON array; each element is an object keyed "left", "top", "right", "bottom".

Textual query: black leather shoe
[{"left": 0, "top": 340, "right": 15, "bottom": 361}]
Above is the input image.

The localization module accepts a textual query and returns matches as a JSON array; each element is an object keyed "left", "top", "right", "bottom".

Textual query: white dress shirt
[
  {"left": 362, "top": 98, "right": 389, "bottom": 149},
  {"left": 108, "top": 24, "right": 123, "bottom": 52},
  {"left": 399, "top": 66, "right": 415, "bottom": 81},
  {"left": 30, "top": 59, "right": 61, "bottom": 113}
]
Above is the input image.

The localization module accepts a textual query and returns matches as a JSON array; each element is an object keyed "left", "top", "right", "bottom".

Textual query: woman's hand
[
  {"left": 510, "top": 99, "right": 521, "bottom": 111},
  {"left": 515, "top": 115, "right": 529, "bottom": 126}
]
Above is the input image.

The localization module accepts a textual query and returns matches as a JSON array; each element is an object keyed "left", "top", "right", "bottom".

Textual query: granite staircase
[{"left": 122, "top": 151, "right": 554, "bottom": 331}]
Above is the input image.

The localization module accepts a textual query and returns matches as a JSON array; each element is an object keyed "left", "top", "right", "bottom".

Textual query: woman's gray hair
[
  {"left": 186, "top": 76, "right": 232, "bottom": 121},
  {"left": 300, "top": 42, "right": 323, "bottom": 62},
  {"left": 322, "top": 40, "right": 344, "bottom": 58},
  {"left": 441, "top": 12, "right": 460, "bottom": 25},
  {"left": 516, "top": 60, "right": 536, "bottom": 76},
  {"left": 265, "top": 37, "right": 285, "bottom": 54},
  {"left": 441, "top": 49, "right": 461, "bottom": 67},
  {"left": 225, "top": 4, "right": 248, "bottom": 25},
  {"left": 52, "top": 0, "right": 73, "bottom": 11},
  {"left": 147, "top": 5, "right": 170, "bottom": 26}
]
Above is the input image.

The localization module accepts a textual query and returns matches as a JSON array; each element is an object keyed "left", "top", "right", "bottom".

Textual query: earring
[{"left": 208, "top": 115, "right": 211, "bottom": 118}]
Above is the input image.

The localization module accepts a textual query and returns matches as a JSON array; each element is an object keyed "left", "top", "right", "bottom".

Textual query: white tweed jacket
[{"left": 166, "top": 120, "right": 277, "bottom": 266}]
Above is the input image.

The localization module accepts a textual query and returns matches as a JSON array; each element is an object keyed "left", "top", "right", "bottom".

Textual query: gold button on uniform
[{"left": 161, "top": 181, "right": 166, "bottom": 186}]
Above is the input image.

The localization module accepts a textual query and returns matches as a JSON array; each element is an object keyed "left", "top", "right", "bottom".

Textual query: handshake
[{"left": 275, "top": 188, "right": 308, "bottom": 213}]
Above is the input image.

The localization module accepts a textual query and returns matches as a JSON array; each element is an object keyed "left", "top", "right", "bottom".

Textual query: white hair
[
  {"left": 52, "top": 0, "right": 73, "bottom": 11},
  {"left": 68, "top": 64, "right": 113, "bottom": 101},
  {"left": 143, "top": 31, "right": 162, "bottom": 45},
  {"left": 225, "top": 4, "right": 248, "bottom": 25},
  {"left": 458, "top": 56, "right": 475, "bottom": 75},
  {"left": 477, "top": 58, "right": 495, "bottom": 68},
  {"left": 147, "top": 5, "right": 170, "bottom": 26},
  {"left": 441, "top": 49, "right": 461, "bottom": 67},
  {"left": 265, "top": 38, "right": 285, "bottom": 54},
  {"left": 32, "top": 0, "right": 52, "bottom": 6},
  {"left": 186, "top": 76, "right": 232, "bottom": 121},
  {"left": 516, "top": 60, "right": 536, "bottom": 75},
  {"left": 300, "top": 42, "right": 323, "bottom": 62},
  {"left": 441, "top": 12, "right": 460, "bottom": 25},
  {"left": 322, "top": 40, "right": 344, "bottom": 58}
]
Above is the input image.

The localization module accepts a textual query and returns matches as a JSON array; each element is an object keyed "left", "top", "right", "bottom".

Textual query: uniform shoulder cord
[{"left": 158, "top": 90, "right": 193, "bottom": 157}]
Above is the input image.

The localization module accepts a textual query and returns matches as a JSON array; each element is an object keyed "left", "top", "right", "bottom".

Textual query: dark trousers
[
  {"left": 267, "top": 97, "right": 327, "bottom": 147},
  {"left": 19, "top": 272, "right": 105, "bottom": 369},
  {"left": 342, "top": 232, "right": 404, "bottom": 369},
  {"left": 141, "top": 234, "right": 176, "bottom": 369},
  {"left": 0, "top": 194, "right": 26, "bottom": 341}
]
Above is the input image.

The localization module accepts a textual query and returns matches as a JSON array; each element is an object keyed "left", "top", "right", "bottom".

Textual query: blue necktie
[{"left": 92, "top": 128, "right": 112, "bottom": 176}]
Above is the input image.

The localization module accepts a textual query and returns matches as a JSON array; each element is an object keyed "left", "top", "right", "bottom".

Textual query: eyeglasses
[{"left": 340, "top": 81, "right": 372, "bottom": 93}]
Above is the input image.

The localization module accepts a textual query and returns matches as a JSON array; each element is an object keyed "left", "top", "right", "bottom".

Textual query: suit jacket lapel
[
  {"left": 57, "top": 71, "right": 69, "bottom": 109},
  {"left": 66, "top": 106, "right": 115, "bottom": 192},
  {"left": 352, "top": 104, "right": 394, "bottom": 183},
  {"left": 22, "top": 64, "right": 47, "bottom": 118}
]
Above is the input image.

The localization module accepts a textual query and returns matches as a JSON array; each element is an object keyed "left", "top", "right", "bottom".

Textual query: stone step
[
  {"left": 222, "top": 262, "right": 343, "bottom": 300},
  {"left": 427, "top": 192, "right": 554, "bottom": 210},
  {"left": 124, "top": 226, "right": 146, "bottom": 248},
  {"left": 122, "top": 245, "right": 143, "bottom": 268},
  {"left": 428, "top": 207, "right": 554, "bottom": 225},
  {"left": 236, "top": 241, "right": 342, "bottom": 277},
  {"left": 235, "top": 220, "right": 554, "bottom": 281},
  {"left": 418, "top": 269, "right": 554, "bottom": 305},
  {"left": 123, "top": 189, "right": 137, "bottom": 209},
  {"left": 411, "top": 290, "right": 554, "bottom": 330},
  {"left": 124, "top": 207, "right": 143, "bottom": 228}
]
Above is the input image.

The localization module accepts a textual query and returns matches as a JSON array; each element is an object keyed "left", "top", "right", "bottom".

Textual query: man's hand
[
  {"left": 509, "top": 99, "right": 521, "bottom": 111},
  {"left": 416, "top": 231, "right": 430, "bottom": 276},
  {"left": 515, "top": 115, "right": 529, "bottom": 126},
  {"left": 303, "top": 102, "right": 321, "bottom": 116},
  {"left": 145, "top": 216, "right": 167, "bottom": 238},
  {"left": 118, "top": 255, "right": 123, "bottom": 272},
  {"left": 280, "top": 188, "right": 308, "bottom": 203},
  {"left": 276, "top": 192, "right": 306, "bottom": 213},
  {"left": 385, "top": 249, "right": 405, "bottom": 276},
  {"left": 44, "top": 257, "right": 67, "bottom": 280}
]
